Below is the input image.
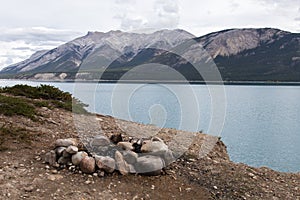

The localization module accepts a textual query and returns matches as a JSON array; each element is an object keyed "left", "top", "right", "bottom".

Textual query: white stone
[{"left": 66, "top": 146, "right": 78, "bottom": 154}]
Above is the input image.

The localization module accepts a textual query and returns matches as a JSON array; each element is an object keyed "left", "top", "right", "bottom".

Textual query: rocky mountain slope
[{"left": 1, "top": 28, "right": 299, "bottom": 82}]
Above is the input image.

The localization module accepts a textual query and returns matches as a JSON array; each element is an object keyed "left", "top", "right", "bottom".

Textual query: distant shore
[{"left": 3, "top": 79, "right": 300, "bottom": 86}]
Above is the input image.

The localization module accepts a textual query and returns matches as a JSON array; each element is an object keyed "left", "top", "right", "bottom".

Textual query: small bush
[
  {"left": 0, "top": 84, "right": 88, "bottom": 114},
  {"left": 1, "top": 84, "right": 72, "bottom": 101},
  {"left": 0, "top": 124, "right": 31, "bottom": 151},
  {"left": 0, "top": 94, "right": 36, "bottom": 119}
]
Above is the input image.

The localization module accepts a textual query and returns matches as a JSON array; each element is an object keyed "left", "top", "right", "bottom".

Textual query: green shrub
[
  {"left": 0, "top": 94, "right": 36, "bottom": 119},
  {"left": 1, "top": 84, "right": 72, "bottom": 101},
  {"left": 0, "top": 84, "right": 88, "bottom": 114},
  {"left": 0, "top": 124, "right": 31, "bottom": 151}
]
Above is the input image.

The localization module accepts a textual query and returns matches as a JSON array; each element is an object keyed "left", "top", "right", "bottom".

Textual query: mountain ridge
[{"left": 1, "top": 28, "right": 300, "bottom": 82}]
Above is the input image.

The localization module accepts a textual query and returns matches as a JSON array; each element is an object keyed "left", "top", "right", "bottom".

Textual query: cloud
[
  {"left": 0, "top": 27, "right": 82, "bottom": 43},
  {"left": 0, "top": 27, "right": 83, "bottom": 70},
  {"left": 113, "top": 0, "right": 179, "bottom": 32}
]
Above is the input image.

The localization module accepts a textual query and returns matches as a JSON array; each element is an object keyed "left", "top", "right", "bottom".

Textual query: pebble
[
  {"left": 24, "top": 185, "right": 35, "bottom": 192},
  {"left": 98, "top": 171, "right": 105, "bottom": 177}
]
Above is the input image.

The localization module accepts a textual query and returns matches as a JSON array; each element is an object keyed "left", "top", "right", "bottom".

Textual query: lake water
[{"left": 0, "top": 80, "right": 299, "bottom": 173}]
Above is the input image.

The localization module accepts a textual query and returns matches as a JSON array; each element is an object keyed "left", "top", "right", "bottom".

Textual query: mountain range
[{"left": 1, "top": 28, "right": 300, "bottom": 82}]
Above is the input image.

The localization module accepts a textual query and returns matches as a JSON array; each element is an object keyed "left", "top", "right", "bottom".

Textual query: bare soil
[{"left": 0, "top": 105, "right": 299, "bottom": 200}]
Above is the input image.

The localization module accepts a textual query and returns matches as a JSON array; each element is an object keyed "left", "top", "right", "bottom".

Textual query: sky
[{"left": 0, "top": 0, "right": 299, "bottom": 70}]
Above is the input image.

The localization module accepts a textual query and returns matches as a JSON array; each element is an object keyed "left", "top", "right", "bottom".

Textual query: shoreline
[{"left": 2, "top": 78, "right": 300, "bottom": 86}]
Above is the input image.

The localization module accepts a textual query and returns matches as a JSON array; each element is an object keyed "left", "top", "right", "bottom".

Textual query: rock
[
  {"left": 58, "top": 156, "right": 71, "bottom": 165},
  {"left": 128, "top": 164, "right": 136, "bottom": 174},
  {"left": 71, "top": 151, "right": 88, "bottom": 166},
  {"left": 110, "top": 133, "right": 123, "bottom": 144},
  {"left": 24, "top": 185, "right": 35, "bottom": 192},
  {"left": 55, "top": 138, "right": 78, "bottom": 147},
  {"left": 122, "top": 150, "right": 138, "bottom": 164},
  {"left": 45, "top": 150, "right": 57, "bottom": 166},
  {"left": 66, "top": 145, "right": 78, "bottom": 154},
  {"left": 117, "top": 142, "right": 134, "bottom": 151},
  {"left": 115, "top": 151, "right": 129, "bottom": 175},
  {"left": 98, "top": 171, "right": 105, "bottom": 177},
  {"left": 135, "top": 155, "right": 165, "bottom": 176},
  {"left": 95, "top": 156, "right": 116, "bottom": 173},
  {"left": 90, "top": 135, "right": 110, "bottom": 147},
  {"left": 55, "top": 147, "right": 66, "bottom": 157},
  {"left": 141, "top": 137, "right": 168, "bottom": 153},
  {"left": 132, "top": 138, "right": 143, "bottom": 153},
  {"left": 62, "top": 150, "right": 71, "bottom": 158},
  {"left": 94, "top": 146, "right": 109, "bottom": 156},
  {"left": 47, "top": 174, "right": 63, "bottom": 181},
  {"left": 80, "top": 156, "right": 96, "bottom": 174},
  {"left": 151, "top": 149, "right": 175, "bottom": 165}
]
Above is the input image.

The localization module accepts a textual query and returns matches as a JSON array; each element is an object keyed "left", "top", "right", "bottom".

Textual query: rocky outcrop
[{"left": 45, "top": 134, "right": 175, "bottom": 176}]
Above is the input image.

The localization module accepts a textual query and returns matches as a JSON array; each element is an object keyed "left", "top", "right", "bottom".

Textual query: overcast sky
[{"left": 0, "top": 0, "right": 299, "bottom": 70}]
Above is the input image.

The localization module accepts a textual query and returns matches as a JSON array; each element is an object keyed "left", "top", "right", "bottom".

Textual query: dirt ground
[{"left": 0, "top": 105, "right": 299, "bottom": 199}]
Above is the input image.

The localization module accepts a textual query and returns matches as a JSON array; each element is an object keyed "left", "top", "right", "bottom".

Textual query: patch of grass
[
  {"left": 0, "top": 84, "right": 88, "bottom": 114},
  {"left": 0, "top": 124, "right": 31, "bottom": 151},
  {"left": 0, "top": 94, "right": 36, "bottom": 119},
  {"left": 33, "top": 100, "right": 51, "bottom": 108}
]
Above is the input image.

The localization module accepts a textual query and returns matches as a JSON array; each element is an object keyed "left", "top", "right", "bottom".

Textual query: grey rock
[
  {"left": 128, "top": 164, "right": 136, "bottom": 174},
  {"left": 90, "top": 135, "right": 110, "bottom": 147},
  {"left": 115, "top": 151, "right": 129, "bottom": 175},
  {"left": 55, "top": 147, "right": 66, "bottom": 157},
  {"left": 66, "top": 145, "right": 78, "bottom": 154},
  {"left": 55, "top": 138, "right": 78, "bottom": 147},
  {"left": 122, "top": 150, "right": 138, "bottom": 164},
  {"left": 141, "top": 137, "right": 168, "bottom": 153},
  {"left": 45, "top": 150, "right": 57, "bottom": 167},
  {"left": 117, "top": 142, "right": 134, "bottom": 151},
  {"left": 80, "top": 156, "right": 96, "bottom": 174},
  {"left": 95, "top": 156, "right": 115, "bottom": 173},
  {"left": 149, "top": 149, "right": 175, "bottom": 166},
  {"left": 71, "top": 151, "right": 88, "bottom": 166},
  {"left": 162, "top": 149, "right": 175, "bottom": 165},
  {"left": 135, "top": 155, "right": 165, "bottom": 176},
  {"left": 95, "top": 146, "right": 109, "bottom": 155},
  {"left": 58, "top": 156, "right": 71, "bottom": 165},
  {"left": 62, "top": 150, "right": 71, "bottom": 158}
]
